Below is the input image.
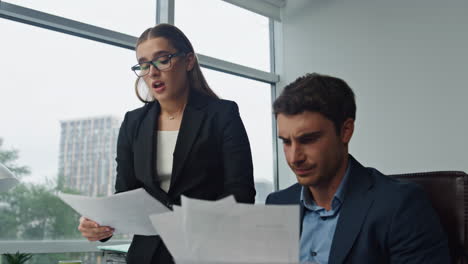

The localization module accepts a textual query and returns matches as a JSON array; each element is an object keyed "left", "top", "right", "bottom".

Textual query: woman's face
[{"left": 136, "top": 37, "right": 194, "bottom": 102}]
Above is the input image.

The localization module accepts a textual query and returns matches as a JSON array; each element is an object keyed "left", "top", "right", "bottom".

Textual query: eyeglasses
[{"left": 131, "top": 52, "right": 185, "bottom": 77}]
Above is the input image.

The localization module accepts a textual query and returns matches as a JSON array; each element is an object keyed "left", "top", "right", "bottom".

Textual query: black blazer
[
  {"left": 266, "top": 156, "right": 450, "bottom": 264},
  {"left": 114, "top": 89, "right": 256, "bottom": 264}
]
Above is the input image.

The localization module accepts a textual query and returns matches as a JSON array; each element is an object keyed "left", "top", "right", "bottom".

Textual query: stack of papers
[
  {"left": 58, "top": 188, "right": 170, "bottom": 235},
  {"left": 149, "top": 196, "right": 300, "bottom": 264},
  {"left": 59, "top": 189, "right": 300, "bottom": 263}
]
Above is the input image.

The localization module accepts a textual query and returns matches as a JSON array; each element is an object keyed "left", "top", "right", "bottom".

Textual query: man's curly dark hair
[{"left": 273, "top": 73, "right": 356, "bottom": 134}]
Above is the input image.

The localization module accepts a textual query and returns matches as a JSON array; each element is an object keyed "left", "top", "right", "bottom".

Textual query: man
[{"left": 266, "top": 73, "right": 450, "bottom": 264}]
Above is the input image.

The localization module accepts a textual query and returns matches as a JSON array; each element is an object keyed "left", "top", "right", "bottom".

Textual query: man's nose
[{"left": 289, "top": 144, "right": 306, "bottom": 166}]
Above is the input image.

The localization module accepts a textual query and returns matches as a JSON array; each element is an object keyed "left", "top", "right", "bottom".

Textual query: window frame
[
  {"left": 0, "top": 240, "right": 131, "bottom": 254},
  {"left": 0, "top": 0, "right": 282, "bottom": 253}
]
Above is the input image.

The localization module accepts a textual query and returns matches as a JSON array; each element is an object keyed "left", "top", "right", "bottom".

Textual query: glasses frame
[{"left": 131, "top": 52, "right": 186, "bottom": 77}]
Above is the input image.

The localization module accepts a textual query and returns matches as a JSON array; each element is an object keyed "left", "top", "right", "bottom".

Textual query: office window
[
  {"left": 6, "top": 0, "right": 156, "bottom": 36},
  {"left": 175, "top": 0, "right": 271, "bottom": 71},
  {"left": 0, "top": 18, "right": 140, "bottom": 241},
  {"left": 0, "top": 0, "right": 279, "bottom": 256},
  {"left": 202, "top": 68, "right": 274, "bottom": 203}
]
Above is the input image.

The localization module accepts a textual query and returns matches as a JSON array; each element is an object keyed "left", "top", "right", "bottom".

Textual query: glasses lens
[
  {"left": 155, "top": 56, "right": 172, "bottom": 71},
  {"left": 133, "top": 54, "right": 177, "bottom": 76},
  {"left": 134, "top": 63, "right": 151, "bottom": 76}
]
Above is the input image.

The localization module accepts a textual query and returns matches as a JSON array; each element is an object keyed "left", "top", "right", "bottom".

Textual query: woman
[{"left": 78, "top": 24, "right": 256, "bottom": 264}]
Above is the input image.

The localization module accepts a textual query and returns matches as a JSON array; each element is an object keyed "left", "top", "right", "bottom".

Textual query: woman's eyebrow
[{"left": 138, "top": 51, "right": 171, "bottom": 63}]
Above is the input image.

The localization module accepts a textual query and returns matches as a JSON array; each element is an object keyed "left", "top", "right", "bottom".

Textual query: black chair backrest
[{"left": 390, "top": 171, "right": 468, "bottom": 264}]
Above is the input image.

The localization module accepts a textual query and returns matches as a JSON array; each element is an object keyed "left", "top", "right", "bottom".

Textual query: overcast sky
[{"left": 0, "top": 0, "right": 274, "bottom": 185}]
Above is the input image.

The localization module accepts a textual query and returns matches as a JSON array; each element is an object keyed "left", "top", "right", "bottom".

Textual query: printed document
[
  {"left": 150, "top": 195, "right": 299, "bottom": 264},
  {"left": 58, "top": 188, "right": 170, "bottom": 235}
]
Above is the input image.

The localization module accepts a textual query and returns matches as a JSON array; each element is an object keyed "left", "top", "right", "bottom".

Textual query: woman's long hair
[{"left": 134, "top": 24, "right": 218, "bottom": 103}]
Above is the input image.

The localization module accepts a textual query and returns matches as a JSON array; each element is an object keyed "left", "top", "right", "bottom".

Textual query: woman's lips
[
  {"left": 152, "top": 81, "right": 166, "bottom": 93},
  {"left": 153, "top": 85, "right": 166, "bottom": 93}
]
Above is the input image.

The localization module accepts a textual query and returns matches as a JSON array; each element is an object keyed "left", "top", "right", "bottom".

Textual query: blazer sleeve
[
  {"left": 219, "top": 101, "right": 256, "bottom": 204},
  {"left": 114, "top": 112, "right": 142, "bottom": 193},
  {"left": 387, "top": 185, "right": 451, "bottom": 264},
  {"left": 101, "top": 112, "right": 142, "bottom": 243}
]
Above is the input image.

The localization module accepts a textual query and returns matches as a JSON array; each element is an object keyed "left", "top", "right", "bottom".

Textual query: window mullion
[{"left": 156, "top": 0, "right": 175, "bottom": 25}]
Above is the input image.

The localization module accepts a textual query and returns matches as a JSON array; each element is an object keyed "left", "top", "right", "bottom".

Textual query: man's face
[{"left": 277, "top": 111, "right": 354, "bottom": 188}]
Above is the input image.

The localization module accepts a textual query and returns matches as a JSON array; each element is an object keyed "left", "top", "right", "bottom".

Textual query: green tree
[
  {"left": 0, "top": 138, "right": 82, "bottom": 236},
  {"left": 0, "top": 138, "right": 30, "bottom": 177},
  {"left": 0, "top": 138, "right": 100, "bottom": 264},
  {"left": 0, "top": 183, "right": 82, "bottom": 240}
]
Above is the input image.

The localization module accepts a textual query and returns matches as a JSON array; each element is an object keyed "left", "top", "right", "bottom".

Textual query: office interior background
[{"left": 0, "top": 0, "right": 467, "bottom": 262}]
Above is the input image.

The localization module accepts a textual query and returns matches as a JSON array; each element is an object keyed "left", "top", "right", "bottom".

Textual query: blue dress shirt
[{"left": 299, "top": 161, "right": 351, "bottom": 264}]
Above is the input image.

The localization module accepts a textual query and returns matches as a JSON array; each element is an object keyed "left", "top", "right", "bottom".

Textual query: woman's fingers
[
  {"left": 78, "top": 216, "right": 114, "bottom": 241},
  {"left": 79, "top": 217, "right": 98, "bottom": 228},
  {"left": 85, "top": 230, "right": 114, "bottom": 241}
]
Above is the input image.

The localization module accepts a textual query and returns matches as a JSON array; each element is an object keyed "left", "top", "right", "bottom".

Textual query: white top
[{"left": 156, "top": 130, "right": 179, "bottom": 192}]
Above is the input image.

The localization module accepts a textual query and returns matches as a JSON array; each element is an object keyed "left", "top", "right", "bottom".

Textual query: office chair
[{"left": 390, "top": 171, "right": 468, "bottom": 264}]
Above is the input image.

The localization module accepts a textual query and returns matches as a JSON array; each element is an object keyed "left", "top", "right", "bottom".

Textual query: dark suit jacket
[
  {"left": 114, "top": 89, "right": 256, "bottom": 264},
  {"left": 266, "top": 156, "right": 450, "bottom": 264}
]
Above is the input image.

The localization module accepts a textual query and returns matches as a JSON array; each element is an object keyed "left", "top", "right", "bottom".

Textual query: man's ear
[
  {"left": 186, "top": 52, "right": 195, "bottom": 71},
  {"left": 341, "top": 118, "right": 354, "bottom": 144}
]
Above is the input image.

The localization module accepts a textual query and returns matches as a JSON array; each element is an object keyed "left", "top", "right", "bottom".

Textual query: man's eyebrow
[
  {"left": 278, "top": 130, "right": 322, "bottom": 142},
  {"left": 138, "top": 51, "right": 171, "bottom": 63},
  {"left": 297, "top": 131, "right": 322, "bottom": 139},
  {"left": 278, "top": 136, "right": 288, "bottom": 141}
]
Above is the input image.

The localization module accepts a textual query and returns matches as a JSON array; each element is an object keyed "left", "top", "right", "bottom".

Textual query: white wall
[{"left": 277, "top": 0, "right": 468, "bottom": 189}]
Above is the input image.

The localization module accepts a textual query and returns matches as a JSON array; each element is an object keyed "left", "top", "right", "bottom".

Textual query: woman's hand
[{"left": 78, "top": 216, "right": 114, "bottom": 241}]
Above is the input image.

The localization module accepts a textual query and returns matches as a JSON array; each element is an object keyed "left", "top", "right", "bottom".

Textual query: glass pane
[
  {"left": 176, "top": 0, "right": 270, "bottom": 71},
  {"left": 202, "top": 68, "right": 274, "bottom": 203},
  {"left": 0, "top": 19, "right": 141, "bottom": 240},
  {"left": 6, "top": 0, "right": 156, "bottom": 36}
]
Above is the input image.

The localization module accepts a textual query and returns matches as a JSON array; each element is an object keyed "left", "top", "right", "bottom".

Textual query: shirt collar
[
  {"left": 334, "top": 158, "right": 351, "bottom": 203},
  {"left": 300, "top": 158, "right": 352, "bottom": 211}
]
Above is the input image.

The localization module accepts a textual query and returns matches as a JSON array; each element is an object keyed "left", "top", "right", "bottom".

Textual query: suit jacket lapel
[
  {"left": 283, "top": 183, "right": 305, "bottom": 237},
  {"left": 133, "top": 102, "right": 159, "bottom": 188},
  {"left": 133, "top": 102, "right": 174, "bottom": 205},
  {"left": 328, "top": 156, "right": 375, "bottom": 264},
  {"left": 169, "top": 90, "right": 208, "bottom": 193}
]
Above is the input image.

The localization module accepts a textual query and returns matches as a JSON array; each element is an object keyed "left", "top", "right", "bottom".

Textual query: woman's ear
[{"left": 186, "top": 52, "right": 195, "bottom": 71}]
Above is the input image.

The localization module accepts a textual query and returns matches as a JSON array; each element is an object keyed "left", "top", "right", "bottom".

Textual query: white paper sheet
[
  {"left": 176, "top": 262, "right": 299, "bottom": 264},
  {"left": 58, "top": 188, "right": 170, "bottom": 235},
  {"left": 150, "top": 206, "right": 188, "bottom": 257},
  {"left": 149, "top": 195, "right": 300, "bottom": 264}
]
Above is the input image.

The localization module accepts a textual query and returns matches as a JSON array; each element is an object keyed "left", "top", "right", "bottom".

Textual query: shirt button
[{"left": 310, "top": 250, "right": 317, "bottom": 256}]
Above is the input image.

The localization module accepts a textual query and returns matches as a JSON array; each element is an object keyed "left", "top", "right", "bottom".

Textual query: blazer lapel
[
  {"left": 133, "top": 102, "right": 159, "bottom": 188},
  {"left": 133, "top": 102, "right": 174, "bottom": 206},
  {"left": 328, "top": 157, "right": 375, "bottom": 264},
  {"left": 169, "top": 90, "right": 208, "bottom": 193}
]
